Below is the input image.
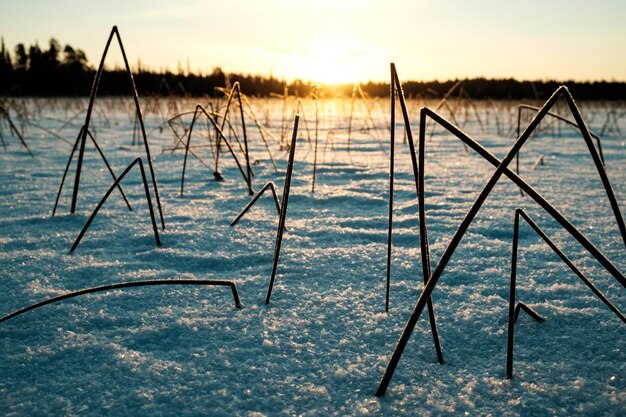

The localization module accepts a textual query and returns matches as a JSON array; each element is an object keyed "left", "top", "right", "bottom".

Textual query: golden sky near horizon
[{"left": 1, "top": 0, "right": 625, "bottom": 84}]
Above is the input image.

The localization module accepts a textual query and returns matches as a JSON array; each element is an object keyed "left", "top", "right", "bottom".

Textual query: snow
[{"left": 1, "top": 96, "right": 625, "bottom": 416}]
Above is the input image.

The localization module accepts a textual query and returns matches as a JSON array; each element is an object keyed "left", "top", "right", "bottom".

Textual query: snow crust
[{"left": 1, "top": 97, "right": 625, "bottom": 416}]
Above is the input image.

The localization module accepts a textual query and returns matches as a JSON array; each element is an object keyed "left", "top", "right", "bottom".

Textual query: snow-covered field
[{"left": 1, "top": 96, "right": 625, "bottom": 416}]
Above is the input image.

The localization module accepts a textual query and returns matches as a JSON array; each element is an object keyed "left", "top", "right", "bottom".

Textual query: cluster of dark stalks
[
  {"left": 0, "top": 99, "right": 33, "bottom": 156},
  {"left": 0, "top": 27, "right": 623, "bottom": 406},
  {"left": 377, "top": 64, "right": 625, "bottom": 397}
]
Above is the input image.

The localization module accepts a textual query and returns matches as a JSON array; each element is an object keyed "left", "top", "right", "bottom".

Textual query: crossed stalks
[
  {"left": 53, "top": 26, "right": 165, "bottom": 231},
  {"left": 380, "top": 63, "right": 625, "bottom": 397}
]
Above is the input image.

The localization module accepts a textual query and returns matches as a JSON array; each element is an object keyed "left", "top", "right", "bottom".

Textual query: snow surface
[{"left": 0, "top": 96, "right": 625, "bottom": 416}]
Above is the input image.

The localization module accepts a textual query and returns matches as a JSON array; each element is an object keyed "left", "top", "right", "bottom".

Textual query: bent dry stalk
[
  {"left": 347, "top": 84, "right": 386, "bottom": 153},
  {"left": 515, "top": 104, "right": 607, "bottom": 197},
  {"left": 70, "top": 157, "right": 161, "bottom": 252},
  {"left": 376, "top": 79, "right": 626, "bottom": 397},
  {"left": 506, "top": 208, "right": 626, "bottom": 379},
  {"left": 52, "top": 126, "right": 133, "bottom": 217},
  {"left": 230, "top": 181, "right": 282, "bottom": 226},
  {"left": 240, "top": 94, "right": 279, "bottom": 171},
  {"left": 213, "top": 82, "right": 254, "bottom": 194},
  {"left": 180, "top": 104, "right": 252, "bottom": 196},
  {"left": 67, "top": 25, "right": 164, "bottom": 229},
  {"left": 0, "top": 280, "right": 241, "bottom": 325},
  {"left": 386, "top": 63, "right": 445, "bottom": 362},
  {"left": 513, "top": 302, "right": 545, "bottom": 324},
  {"left": 0, "top": 106, "right": 34, "bottom": 157}
]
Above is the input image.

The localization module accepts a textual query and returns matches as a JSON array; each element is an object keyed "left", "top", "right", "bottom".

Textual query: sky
[{"left": 1, "top": 0, "right": 625, "bottom": 84}]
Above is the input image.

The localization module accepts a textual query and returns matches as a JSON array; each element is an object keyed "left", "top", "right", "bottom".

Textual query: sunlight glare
[{"left": 294, "top": 42, "right": 384, "bottom": 85}]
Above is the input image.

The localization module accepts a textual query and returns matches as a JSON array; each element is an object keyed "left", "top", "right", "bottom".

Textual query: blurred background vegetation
[{"left": 1, "top": 38, "right": 625, "bottom": 100}]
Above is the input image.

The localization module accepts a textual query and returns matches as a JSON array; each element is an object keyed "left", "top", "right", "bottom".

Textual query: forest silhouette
[{"left": 1, "top": 38, "right": 625, "bottom": 100}]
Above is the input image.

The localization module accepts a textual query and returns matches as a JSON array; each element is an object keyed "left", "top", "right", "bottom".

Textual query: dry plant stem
[
  {"left": 425, "top": 80, "right": 463, "bottom": 141},
  {"left": 376, "top": 85, "right": 626, "bottom": 397},
  {"left": 52, "top": 126, "right": 132, "bottom": 216},
  {"left": 163, "top": 139, "right": 213, "bottom": 170},
  {"left": 131, "top": 110, "right": 138, "bottom": 145},
  {"left": 85, "top": 129, "right": 133, "bottom": 212},
  {"left": 610, "top": 111, "right": 622, "bottom": 135},
  {"left": 506, "top": 218, "right": 520, "bottom": 380},
  {"left": 0, "top": 107, "right": 34, "bottom": 157},
  {"left": 347, "top": 84, "right": 358, "bottom": 152},
  {"left": 516, "top": 106, "right": 524, "bottom": 197},
  {"left": 180, "top": 105, "right": 250, "bottom": 195},
  {"left": 506, "top": 208, "right": 625, "bottom": 379},
  {"left": 385, "top": 68, "right": 394, "bottom": 313},
  {"left": 55, "top": 108, "right": 85, "bottom": 132},
  {"left": 516, "top": 104, "right": 606, "bottom": 175},
  {"left": 0, "top": 280, "right": 241, "bottom": 325},
  {"left": 70, "top": 26, "right": 164, "bottom": 230},
  {"left": 205, "top": 113, "right": 215, "bottom": 160},
  {"left": 70, "top": 157, "right": 160, "bottom": 252},
  {"left": 212, "top": 111, "right": 251, "bottom": 168},
  {"left": 166, "top": 110, "right": 196, "bottom": 148},
  {"left": 426, "top": 99, "right": 626, "bottom": 284},
  {"left": 213, "top": 82, "right": 253, "bottom": 193},
  {"left": 346, "top": 84, "right": 386, "bottom": 153},
  {"left": 236, "top": 86, "right": 252, "bottom": 194},
  {"left": 250, "top": 116, "right": 284, "bottom": 149},
  {"left": 241, "top": 103, "right": 283, "bottom": 147},
  {"left": 281, "top": 84, "right": 288, "bottom": 146},
  {"left": 532, "top": 156, "right": 544, "bottom": 170},
  {"left": 230, "top": 181, "right": 281, "bottom": 226},
  {"left": 458, "top": 89, "right": 485, "bottom": 133},
  {"left": 295, "top": 98, "right": 312, "bottom": 144},
  {"left": 390, "top": 64, "right": 444, "bottom": 363},
  {"left": 514, "top": 104, "right": 624, "bottom": 247},
  {"left": 311, "top": 88, "right": 319, "bottom": 193},
  {"left": 25, "top": 120, "right": 73, "bottom": 146},
  {"left": 165, "top": 111, "right": 217, "bottom": 168},
  {"left": 513, "top": 302, "right": 544, "bottom": 324},
  {"left": 265, "top": 115, "right": 300, "bottom": 305},
  {"left": 600, "top": 111, "right": 622, "bottom": 136},
  {"left": 241, "top": 95, "right": 278, "bottom": 171},
  {"left": 428, "top": 99, "right": 466, "bottom": 154},
  {"left": 357, "top": 84, "right": 386, "bottom": 152},
  {"left": 213, "top": 86, "right": 237, "bottom": 174},
  {"left": 52, "top": 127, "right": 82, "bottom": 216},
  {"left": 491, "top": 101, "right": 503, "bottom": 135}
]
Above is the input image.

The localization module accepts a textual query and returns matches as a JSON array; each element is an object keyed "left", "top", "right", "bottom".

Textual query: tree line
[{"left": 1, "top": 38, "right": 625, "bottom": 100}]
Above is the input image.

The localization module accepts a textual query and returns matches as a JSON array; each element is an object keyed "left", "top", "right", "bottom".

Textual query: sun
[{"left": 293, "top": 41, "right": 383, "bottom": 85}]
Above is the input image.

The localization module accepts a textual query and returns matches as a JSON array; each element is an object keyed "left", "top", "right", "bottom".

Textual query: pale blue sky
[{"left": 1, "top": 0, "right": 625, "bottom": 83}]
